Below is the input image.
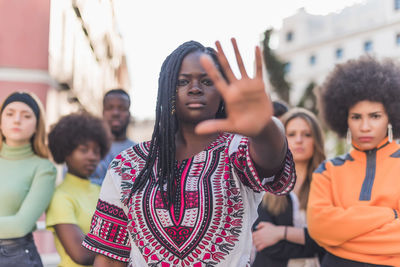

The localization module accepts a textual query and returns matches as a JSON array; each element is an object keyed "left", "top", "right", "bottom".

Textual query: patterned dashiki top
[{"left": 83, "top": 133, "right": 296, "bottom": 267}]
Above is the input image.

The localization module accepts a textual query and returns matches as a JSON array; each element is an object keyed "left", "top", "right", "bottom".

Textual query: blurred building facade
[
  {"left": 47, "top": 0, "right": 130, "bottom": 123},
  {"left": 0, "top": 0, "right": 129, "bottom": 265},
  {"left": 275, "top": 0, "right": 400, "bottom": 104},
  {"left": 0, "top": 1, "right": 53, "bottom": 105}
]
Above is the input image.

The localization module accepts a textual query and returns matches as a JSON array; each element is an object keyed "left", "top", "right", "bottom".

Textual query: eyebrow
[
  {"left": 4, "top": 107, "right": 34, "bottom": 114},
  {"left": 350, "top": 111, "right": 383, "bottom": 115},
  {"left": 179, "top": 73, "right": 208, "bottom": 77}
]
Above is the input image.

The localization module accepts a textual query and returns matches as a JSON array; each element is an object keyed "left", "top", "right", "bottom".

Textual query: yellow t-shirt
[{"left": 46, "top": 173, "right": 100, "bottom": 267}]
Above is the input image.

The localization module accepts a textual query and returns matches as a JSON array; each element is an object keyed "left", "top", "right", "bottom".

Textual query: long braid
[{"left": 128, "top": 41, "right": 225, "bottom": 207}]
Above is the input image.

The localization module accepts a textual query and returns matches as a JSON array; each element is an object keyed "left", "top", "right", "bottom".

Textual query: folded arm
[
  {"left": 340, "top": 219, "right": 400, "bottom": 255},
  {"left": 307, "top": 171, "right": 396, "bottom": 247}
]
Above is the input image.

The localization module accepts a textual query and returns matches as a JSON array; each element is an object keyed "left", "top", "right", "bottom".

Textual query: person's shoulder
[
  {"left": 32, "top": 155, "right": 56, "bottom": 168},
  {"left": 50, "top": 184, "right": 72, "bottom": 204},
  {"left": 110, "top": 141, "right": 151, "bottom": 168},
  {"left": 54, "top": 178, "right": 73, "bottom": 193},
  {"left": 314, "top": 153, "right": 354, "bottom": 174},
  {"left": 122, "top": 141, "right": 151, "bottom": 156},
  {"left": 31, "top": 154, "right": 54, "bottom": 165},
  {"left": 328, "top": 153, "right": 354, "bottom": 166},
  {"left": 30, "top": 156, "right": 57, "bottom": 178},
  {"left": 89, "top": 183, "right": 101, "bottom": 193}
]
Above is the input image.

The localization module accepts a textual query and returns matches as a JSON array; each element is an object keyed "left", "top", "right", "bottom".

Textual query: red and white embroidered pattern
[
  {"left": 83, "top": 200, "right": 131, "bottom": 261},
  {"left": 123, "top": 135, "right": 243, "bottom": 266},
  {"left": 84, "top": 133, "right": 296, "bottom": 266}
]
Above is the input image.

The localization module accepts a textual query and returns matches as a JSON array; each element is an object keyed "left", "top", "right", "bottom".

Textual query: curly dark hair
[
  {"left": 48, "top": 112, "right": 111, "bottom": 164},
  {"left": 320, "top": 56, "right": 400, "bottom": 138}
]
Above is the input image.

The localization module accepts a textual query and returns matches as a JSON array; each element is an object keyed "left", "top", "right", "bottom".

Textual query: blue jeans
[{"left": 0, "top": 234, "right": 43, "bottom": 267}]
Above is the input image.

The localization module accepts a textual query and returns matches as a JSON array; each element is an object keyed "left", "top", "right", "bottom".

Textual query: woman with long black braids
[{"left": 83, "top": 39, "right": 296, "bottom": 267}]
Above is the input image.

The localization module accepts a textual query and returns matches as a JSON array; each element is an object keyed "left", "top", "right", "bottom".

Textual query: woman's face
[
  {"left": 65, "top": 140, "right": 101, "bottom": 179},
  {"left": 1, "top": 101, "right": 37, "bottom": 147},
  {"left": 175, "top": 51, "right": 222, "bottom": 125},
  {"left": 347, "top": 100, "right": 389, "bottom": 150},
  {"left": 286, "top": 117, "right": 314, "bottom": 164}
]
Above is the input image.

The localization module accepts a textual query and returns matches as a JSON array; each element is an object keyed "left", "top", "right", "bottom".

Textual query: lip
[
  {"left": 11, "top": 127, "right": 22, "bottom": 132},
  {"left": 85, "top": 164, "right": 97, "bottom": 171},
  {"left": 186, "top": 101, "right": 206, "bottom": 108},
  {"left": 358, "top": 137, "right": 373, "bottom": 142},
  {"left": 293, "top": 147, "right": 305, "bottom": 153},
  {"left": 110, "top": 120, "right": 122, "bottom": 126}
]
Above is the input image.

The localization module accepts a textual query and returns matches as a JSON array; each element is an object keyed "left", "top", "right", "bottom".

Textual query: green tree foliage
[
  {"left": 262, "top": 29, "right": 291, "bottom": 103},
  {"left": 263, "top": 28, "right": 346, "bottom": 157},
  {"left": 262, "top": 28, "right": 318, "bottom": 115},
  {"left": 297, "top": 81, "right": 318, "bottom": 115}
]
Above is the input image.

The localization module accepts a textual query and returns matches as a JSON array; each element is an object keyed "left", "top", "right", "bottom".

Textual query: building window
[
  {"left": 335, "top": 48, "right": 343, "bottom": 59},
  {"left": 309, "top": 55, "right": 316, "bottom": 66},
  {"left": 364, "top": 40, "right": 373, "bottom": 52},
  {"left": 286, "top": 31, "right": 293, "bottom": 42},
  {"left": 396, "top": 33, "right": 400, "bottom": 46},
  {"left": 284, "top": 62, "right": 291, "bottom": 73},
  {"left": 395, "top": 0, "right": 400, "bottom": 10}
]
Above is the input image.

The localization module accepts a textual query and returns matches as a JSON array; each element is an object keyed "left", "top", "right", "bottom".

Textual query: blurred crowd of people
[{"left": 0, "top": 39, "right": 399, "bottom": 267}]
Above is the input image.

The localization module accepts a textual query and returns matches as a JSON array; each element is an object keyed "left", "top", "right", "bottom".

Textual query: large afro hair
[
  {"left": 48, "top": 112, "right": 111, "bottom": 164},
  {"left": 320, "top": 56, "right": 400, "bottom": 138}
]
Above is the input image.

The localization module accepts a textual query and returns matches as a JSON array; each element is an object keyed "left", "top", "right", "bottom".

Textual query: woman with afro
[
  {"left": 46, "top": 113, "right": 110, "bottom": 267},
  {"left": 307, "top": 56, "right": 400, "bottom": 266}
]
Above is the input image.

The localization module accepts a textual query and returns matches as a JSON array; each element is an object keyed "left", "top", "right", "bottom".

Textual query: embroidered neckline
[{"left": 176, "top": 132, "right": 230, "bottom": 165}]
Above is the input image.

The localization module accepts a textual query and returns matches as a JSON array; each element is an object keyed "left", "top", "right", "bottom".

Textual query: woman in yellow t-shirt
[{"left": 46, "top": 113, "right": 110, "bottom": 267}]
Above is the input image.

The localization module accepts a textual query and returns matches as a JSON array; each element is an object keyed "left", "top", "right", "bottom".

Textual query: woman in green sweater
[{"left": 0, "top": 92, "right": 57, "bottom": 267}]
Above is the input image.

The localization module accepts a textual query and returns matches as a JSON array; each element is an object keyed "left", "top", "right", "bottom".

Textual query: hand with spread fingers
[
  {"left": 197, "top": 38, "right": 286, "bottom": 177},
  {"left": 195, "top": 38, "right": 273, "bottom": 138}
]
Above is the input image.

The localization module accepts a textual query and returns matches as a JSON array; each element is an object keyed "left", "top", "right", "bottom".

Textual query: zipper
[{"left": 359, "top": 149, "right": 377, "bottom": 201}]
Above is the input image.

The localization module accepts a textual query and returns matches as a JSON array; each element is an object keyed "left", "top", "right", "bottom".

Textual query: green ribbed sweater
[{"left": 0, "top": 143, "right": 56, "bottom": 238}]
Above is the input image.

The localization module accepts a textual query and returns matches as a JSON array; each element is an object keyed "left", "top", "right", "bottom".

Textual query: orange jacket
[{"left": 308, "top": 138, "right": 400, "bottom": 266}]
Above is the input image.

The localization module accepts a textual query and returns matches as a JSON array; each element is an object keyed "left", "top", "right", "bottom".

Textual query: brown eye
[
  {"left": 202, "top": 79, "right": 213, "bottom": 86},
  {"left": 371, "top": 114, "right": 381, "bottom": 119},
  {"left": 177, "top": 79, "right": 189, "bottom": 86}
]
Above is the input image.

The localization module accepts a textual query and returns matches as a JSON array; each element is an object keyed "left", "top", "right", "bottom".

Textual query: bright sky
[{"left": 115, "top": 0, "right": 365, "bottom": 120}]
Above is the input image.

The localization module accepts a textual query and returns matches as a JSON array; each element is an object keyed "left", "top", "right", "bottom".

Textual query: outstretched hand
[{"left": 195, "top": 38, "right": 273, "bottom": 137}]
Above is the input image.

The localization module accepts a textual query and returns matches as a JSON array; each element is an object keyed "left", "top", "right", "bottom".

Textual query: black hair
[
  {"left": 103, "top": 88, "right": 131, "bottom": 107},
  {"left": 129, "top": 41, "right": 226, "bottom": 206},
  {"left": 48, "top": 112, "right": 111, "bottom": 164},
  {"left": 321, "top": 56, "right": 400, "bottom": 138},
  {"left": 1, "top": 92, "right": 40, "bottom": 120},
  {"left": 272, "top": 100, "right": 289, "bottom": 117}
]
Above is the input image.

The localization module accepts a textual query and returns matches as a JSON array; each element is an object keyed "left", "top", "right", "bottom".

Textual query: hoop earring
[
  {"left": 346, "top": 128, "right": 352, "bottom": 145},
  {"left": 388, "top": 123, "right": 393, "bottom": 143}
]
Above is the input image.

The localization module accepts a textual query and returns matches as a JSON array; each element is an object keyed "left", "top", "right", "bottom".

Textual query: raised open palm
[{"left": 195, "top": 38, "right": 273, "bottom": 137}]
